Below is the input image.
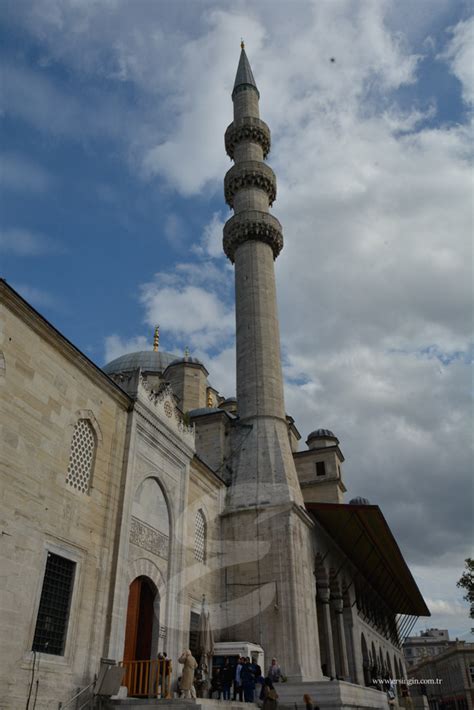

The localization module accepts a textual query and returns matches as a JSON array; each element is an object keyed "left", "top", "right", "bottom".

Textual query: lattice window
[
  {"left": 194, "top": 510, "right": 206, "bottom": 563},
  {"left": 32, "top": 552, "right": 76, "bottom": 655},
  {"left": 66, "top": 419, "right": 96, "bottom": 493}
]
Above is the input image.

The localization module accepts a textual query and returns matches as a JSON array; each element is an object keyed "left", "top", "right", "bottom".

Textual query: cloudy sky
[{"left": 1, "top": 0, "right": 472, "bottom": 637}]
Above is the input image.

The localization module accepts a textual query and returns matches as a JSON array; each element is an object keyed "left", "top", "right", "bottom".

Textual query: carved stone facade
[
  {"left": 225, "top": 116, "right": 271, "bottom": 159},
  {"left": 224, "top": 160, "right": 277, "bottom": 207},
  {"left": 129, "top": 516, "right": 169, "bottom": 560},
  {"left": 223, "top": 210, "right": 283, "bottom": 261}
]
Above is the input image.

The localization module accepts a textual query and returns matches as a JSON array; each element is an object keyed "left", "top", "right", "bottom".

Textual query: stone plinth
[{"left": 275, "top": 680, "right": 392, "bottom": 709}]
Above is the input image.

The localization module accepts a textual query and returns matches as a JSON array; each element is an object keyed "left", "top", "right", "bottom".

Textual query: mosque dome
[
  {"left": 349, "top": 497, "right": 371, "bottom": 506},
  {"left": 103, "top": 350, "right": 177, "bottom": 375}
]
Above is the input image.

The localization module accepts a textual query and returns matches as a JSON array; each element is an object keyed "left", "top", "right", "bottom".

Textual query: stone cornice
[
  {"left": 225, "top": 117, "right": 271, "bottom": 159},
  {"left": 293, "top": 444, "right": 345, "bottom": 463},
  {"left": 223, "top": 210, "right": 283, "bottom": 262},
  {"left": 224, "top": 161, "right": 276, "bottom": 208},
  {"left": 0, "top": 279, "right": 131, "bottom": 409}
]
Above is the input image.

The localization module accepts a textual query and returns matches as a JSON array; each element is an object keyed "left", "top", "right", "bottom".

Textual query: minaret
[
  {"left": 223, "top": 43, "right": 302, "bottom": 507},
  {"left": 221, "top": 45, "right": 322, "bottom": 682}
]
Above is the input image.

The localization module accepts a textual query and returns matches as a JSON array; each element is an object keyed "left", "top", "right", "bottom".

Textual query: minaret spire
[{"left": 233, "top": 43, "right": 259, "bottom": 98}]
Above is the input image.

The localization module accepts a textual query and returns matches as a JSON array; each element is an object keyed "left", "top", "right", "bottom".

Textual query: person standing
[
  {"left": 222, "top": 657, "right": 233, "bottom": 701},
  {"left": 267, "top": 658, "right": 282, "bottom": 684},
  {"left": 234, "top": 657, "right": 244, "bottom": 701},
  {"left": 178, "top": 649, "right": 198, "bottom": 699},
  {"left": 241, "top": 657, "right": 256, "bottom": 702}
]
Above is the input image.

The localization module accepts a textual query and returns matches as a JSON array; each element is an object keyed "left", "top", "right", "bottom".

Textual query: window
[
  {"left": 469, "top": 665, "right": 474, "bottom": 684},
  {"left": 66, "top": 419, "right": 96, "bottom": 493},
  {"left": 32, "top": 552, "right": 76, "bottom": 655},
  {"left": 316, "top": 461, "right": 326, "bottom": 477},
  {"left": 194, "top": 510, "right": 206, "bottom": 563},
  {"left": 189, "top": 611, "right": 200, "bottom": 658}
]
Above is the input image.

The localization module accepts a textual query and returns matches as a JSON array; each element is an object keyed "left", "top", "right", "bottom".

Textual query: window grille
[
  {"left": 32, "top": 552, "right": 76, "bottom": 655},
  {"left": 194, "top": 510, "right": 206, "bottom": 563},
  {"left": 66, "top": 419, "right": 96, "bottom": 493}
]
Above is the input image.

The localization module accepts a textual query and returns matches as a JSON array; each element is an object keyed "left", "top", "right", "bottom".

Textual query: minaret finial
[
  {"left": 241, "top": 38, "right": 245, "bottom": 50},
  {"left": 153, "top": 325, "right": 160, "bottom": 352}
]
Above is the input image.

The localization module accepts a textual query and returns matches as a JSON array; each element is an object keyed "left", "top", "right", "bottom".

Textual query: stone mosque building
[{"left": 0, "top": 47, "right": 430, "bottom": 709}]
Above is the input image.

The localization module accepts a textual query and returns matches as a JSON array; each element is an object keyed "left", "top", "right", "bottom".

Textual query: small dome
[
  {"left": 168, "top": 356, "right": 204, "bottom": 367},
  {"left": 349, "top": 497, "right": 371, "bottom": 506},
  {"left": 307, "top": 428, "right": 337, "bottom": 440},
  {"left": 103, "top": 350, "right": 177, "bottom": 375}
]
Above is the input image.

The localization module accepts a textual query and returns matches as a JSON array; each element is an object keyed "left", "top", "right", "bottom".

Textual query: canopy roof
[{"left": 306, "top": 501, "right": 430, "bottom": 617}]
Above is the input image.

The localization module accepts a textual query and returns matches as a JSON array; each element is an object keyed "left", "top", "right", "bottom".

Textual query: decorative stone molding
[
  {"left": 224, "top": 161, "right": 276, "bottom": 208},
  {"left": 232, "top": 83, "right": 260, "bottom": 100},
  {"left": 223, "top": 210, "right": 283, "bottom": 262},
  {"left": 130, "top": 516, "right": 169, "bottom": 560},
  {"left": 225, "top": 117, "right": 271, "bottom": 159},
  {"left": 136, "top": 378, "right": 195, "bottom": 446}
]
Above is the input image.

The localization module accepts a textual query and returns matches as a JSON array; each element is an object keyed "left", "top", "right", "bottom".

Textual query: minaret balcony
[
  {"left": 223, "top": 210, "right": 283, "bottom": 262},
  {"left": 224, "top": 161, "right": 277, "bottom": 208},
  {"left": 225, "top": 116, "right": 271, "bottom": 159}
]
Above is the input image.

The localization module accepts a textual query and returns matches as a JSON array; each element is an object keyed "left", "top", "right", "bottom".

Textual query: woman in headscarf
[
  {"left": 178, "top": 649, "right": 198, "bottom": 699},
  {"left": 267, "top": 658, "right": 282, "bottom": 683}
]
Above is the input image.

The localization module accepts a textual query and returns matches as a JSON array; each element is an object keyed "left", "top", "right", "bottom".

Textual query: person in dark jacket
[
  {"left": 210, "top": 668, "right": 223, "bottom": 699},
  {"left": 240, "top": 657, "right": 256, "bottom": 702},
  {"left": 222, "top": 658, "right": 234, "bottom": 700}
]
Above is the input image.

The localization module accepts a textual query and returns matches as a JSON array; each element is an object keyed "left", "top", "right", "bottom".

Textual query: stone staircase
[{"left": 103, "top": 700, "right": 258, "bottom": 710}]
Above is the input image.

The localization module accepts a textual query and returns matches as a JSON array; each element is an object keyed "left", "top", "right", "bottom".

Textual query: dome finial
[
  {"left": 153, "top": 325, "right": 160, "bottom": 352},
  {"left": 241, "top": 38, "right": 245, "bottom": 50},
  {"left": 184, "top": 346, "right": 190, "bottom": 359}
]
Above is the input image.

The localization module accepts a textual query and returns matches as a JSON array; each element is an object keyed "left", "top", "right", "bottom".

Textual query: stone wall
[{"left": 0, "top": 287, "right": 130, "bottom": 710}]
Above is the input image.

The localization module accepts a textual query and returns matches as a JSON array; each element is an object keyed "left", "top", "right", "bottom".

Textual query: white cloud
[
  {"left": 103, "top": 334, "right": 150, "bottom": 364},
  {"left": 426, "top": 598, "right": 467, "bottom": 616},
  {"left": 140, "top": 277, "right": 234, "bottom": 350},
  {"left": 193, "top": 212, "right": 227, "bottom": 259},
  {"left": 440, "top": 16, "right": 474, "bottom": 105}
]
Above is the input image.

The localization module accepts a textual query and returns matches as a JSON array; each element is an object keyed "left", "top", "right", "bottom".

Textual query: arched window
[
  {"left": 194, "top": 510, "right": 206, "bottom": 563},
  {"left": 66, "top": 419, "right": 96, "bottom": 493}
]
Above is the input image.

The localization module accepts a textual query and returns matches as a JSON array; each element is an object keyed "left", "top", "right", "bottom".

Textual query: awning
[{"left": 306, "top": 501, "right": 430, "bottom": 617}]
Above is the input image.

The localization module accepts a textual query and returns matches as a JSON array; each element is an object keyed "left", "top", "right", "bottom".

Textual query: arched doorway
[{"left": 123, "top": 576, "right": 159, "bottom": 661}]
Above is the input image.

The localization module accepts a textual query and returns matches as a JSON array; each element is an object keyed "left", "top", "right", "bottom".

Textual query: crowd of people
[{"left": 176, "top": 651, "right": 321, "bottom": 709}]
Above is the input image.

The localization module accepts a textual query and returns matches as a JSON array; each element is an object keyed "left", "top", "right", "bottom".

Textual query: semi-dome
[
  {"left": 349, "top": 497, "right": 371, "bottom": 506},
  {"left": 103, "top": 350, "right": 177, "bottom": 375}
]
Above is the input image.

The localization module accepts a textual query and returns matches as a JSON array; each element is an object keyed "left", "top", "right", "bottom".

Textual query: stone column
[
  {"left": 318, "top": 585, "right": 336, "bottom": 678},
  {"left": 332, "top": 595, "right": 349, "bottom": 680}
]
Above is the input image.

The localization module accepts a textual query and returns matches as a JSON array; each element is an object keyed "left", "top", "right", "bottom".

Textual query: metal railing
[
  {"left": 119, "top": 658, "right": 172, "bottom": 698},
  {"left": 57, "top": 679, "right": 95, "bottom": 709}
]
